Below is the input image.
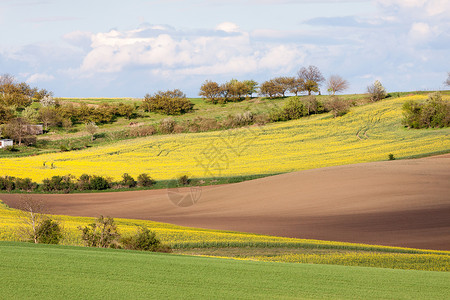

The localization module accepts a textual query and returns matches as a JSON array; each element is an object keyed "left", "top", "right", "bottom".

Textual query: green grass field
[{"left": 1, "top": 241, "right": 449, "bottom": 299}]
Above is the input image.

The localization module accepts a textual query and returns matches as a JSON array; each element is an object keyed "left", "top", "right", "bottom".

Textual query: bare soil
[{"left": 2, "top": 154, "right": 449, "bottom": 250}]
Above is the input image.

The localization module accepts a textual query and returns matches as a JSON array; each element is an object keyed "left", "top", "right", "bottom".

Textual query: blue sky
[{"left": 0, "top": 0, "right": 449, "bottom": 97}]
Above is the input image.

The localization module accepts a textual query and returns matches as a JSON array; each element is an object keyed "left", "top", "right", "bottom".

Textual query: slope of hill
[{"left": 1, "top": 95, "right": 449, "bottom": 182}]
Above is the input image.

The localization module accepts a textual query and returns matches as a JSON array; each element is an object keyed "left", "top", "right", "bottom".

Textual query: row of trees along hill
[{"left": 199, "top": 66, "right": 349, "bottom": 103}]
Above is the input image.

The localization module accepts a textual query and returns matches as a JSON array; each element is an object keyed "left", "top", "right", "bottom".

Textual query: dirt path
[{"left": 2, "top": 155, "right": 449, "bottom": 250}]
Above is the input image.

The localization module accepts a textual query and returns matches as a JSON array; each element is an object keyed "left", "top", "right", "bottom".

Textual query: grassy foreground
[
  {"left": 1, "top": 241, "right": 449, "bottom": 299},
  {"left": 1, "top": 95, "right": 449, "bottom": 182},
  {"left": 1, "top": 202, "right": 449, "bottom": 272}
]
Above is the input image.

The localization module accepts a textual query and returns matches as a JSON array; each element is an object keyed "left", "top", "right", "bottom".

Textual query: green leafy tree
[
  {"left": 199, "top": 80, "right": 222, "bottom": 103},
  {"left": 298, "top": 65, "right": 325, "bottom": 95}
]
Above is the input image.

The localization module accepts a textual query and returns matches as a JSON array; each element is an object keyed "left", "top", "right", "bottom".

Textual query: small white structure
[{"left": 0, "top": 139, "right": 13, "bottom": 149}]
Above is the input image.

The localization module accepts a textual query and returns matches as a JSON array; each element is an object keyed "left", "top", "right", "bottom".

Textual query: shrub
[
  {"left": 137, "top": 173, "right": 155, "bottom": 187},
  {"left": 179, "top": 175, "right": 190, "bottom": 186},
  {"left": 14, "top": 177, "right": 37, "bottom": 192},
  {"left": 90, "top": 175, "right": 110, "bottom": 190},
  {"left": 325, "top": 97, "right": 350, "bottom": 118},
  {"left": 41, "top": 175, "right": 75, "bottom": 193},
  {"left": 0, "top": 176, "right": 15, "bottom": 191},
  {"left": 402, "top": 92, "right": 450, "bottom": 128},
  {"left": 121, "top": 173, "right": 137, "bottom": 188},
  {"left": 159, "top": 118, "right": 176, "bottom": 134},
  {"left": 121, "top": 227, "right": 168, "bottom": 252},
  {"left": 77, "top": 174, "right": 92, "bottom": 190},
  {"left": 388, "top": 153, "right": 395, "bottom": 160},
  {"left": 142, "top": 89, "right": 194, "bottom": 115},
  {"left": 270, "top": 97, "right": 308, "bottom": 122},
  {"left": 128, "top": 125, "right": 156, "bottom": 137},
  {"left": 36, "top": 218, "right": 62, "bottom": 244},
  {"left": 79, "top": 216, "right": 120, "bottom": 248}
]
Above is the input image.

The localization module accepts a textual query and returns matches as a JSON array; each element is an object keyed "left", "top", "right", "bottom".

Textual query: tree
[
  {"left": 289, "top": 78, "right": 305, "bottom": 96},
  {"left": 4, "top": 117, "right": 35, "bottom": 146},
  {"left": 273, "top": 77, "right": 296, "bottom": 97},
  {"left": 259, "top": 79, "right": 284, "bottom": 98},
  {"left": 38, "top": 106, "right": 59, "bottom": 130},
  {"left": 0, "top": 104, "right": 14, "bottom": 124},
  {"left": 85, "top": 121, "right": 98, "bottom": 141},
  {"left": 40, "top": 95, "right": 55, "bottom": 107},
  {"left": 16, "top": 196, "right": 46, "bottom": 244},
  {"left": 199, "top": 80, "right": 222, "bottom": 103},
  {"left": 445, "top": 72, "right": 450, "bottom": 86},
  {"left": 0, "top": 74, "right": 35, "bottom": 108},
  {"left": 327, "top": 75, "right": 349, "bottom": 95},
  {"left": 243, "top": 80, "right": 258, "bottom": 98},
  {"left": 79, "top": 216, "right": 120, "bottom": 248},
  {"left": 298, "top": 65, "right": 325, "bottom": 95},
  {"left": 367, "top": 80, "right": 387, "bottom": 102}
]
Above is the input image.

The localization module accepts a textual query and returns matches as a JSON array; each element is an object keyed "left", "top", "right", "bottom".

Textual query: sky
[{"left": 0, "top": 0, "right": 449, "bottom": 97}]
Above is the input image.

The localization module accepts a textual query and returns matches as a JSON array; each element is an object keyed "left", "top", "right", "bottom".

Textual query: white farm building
[{"left": 0, "top": 139, "right": 13, "bottom": 149}]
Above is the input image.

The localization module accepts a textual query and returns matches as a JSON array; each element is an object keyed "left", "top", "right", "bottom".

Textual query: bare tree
[
  {"left": 16, "top": 196, "right": 45, "bottom": 243},
  {"left": 298, "top": 65, "right": 325, "bottom": 95},
  {"left": 4, "top": 117, "right": 35, "bottom": 146},
  {"left": 367, "top": 80, "right": 387, "bottom": 102},
  {"left": 445, "top": 72, "right": 450, "bottom": 86},
  {"left": 85, "top": 121, "right": 98, "bottom": 141},
  {"left": 327, "top": 75, "right": 349, "bottom": 95}
]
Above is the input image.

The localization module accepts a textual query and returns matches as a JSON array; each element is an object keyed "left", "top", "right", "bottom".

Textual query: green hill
[{"left": 1, "top": 241, "right": 449, "bottom": 299}]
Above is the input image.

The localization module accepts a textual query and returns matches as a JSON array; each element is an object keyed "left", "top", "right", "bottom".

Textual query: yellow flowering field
[
  {"left": 1, "top": 201, "right": 449, "bottom": 271},
  {"left": 1, "top": 95, "right": 449, "bottom": 182}
]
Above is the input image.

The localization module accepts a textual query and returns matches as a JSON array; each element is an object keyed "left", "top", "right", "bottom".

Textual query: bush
[
  {"left": 325, "top": 97, "right": 350, "bottom": 118},
  {"left": 137, "top": 173, "right": 155, "bottom": 187},
  {"left": 159, "top": 118, "right": 176, "bottom": 134},
  {"left": 388, "top": 153, "right": 395, "bottom": 160},
  {"left": 36, "top": 219, "right": 62, "bottom": 244},
  {"left": 142, "top": 89, "right": 194, "bottom": 115},
  {"left": 121, "top": 173, "right": 137, "bottom": 188},
  {"left": 79, "top": 216, "right": 120, "bottom": 248},
  {"left": 41, "top": 175, "right": 75, "bottom": 193},
  {"left": 402, "top": 93, "right": 450, "bottom": 128},
  {"left": 0, "top": 176, "right": 15, "bottom": 191},
  {"left": 90, "top": 175, "right": 110, "bottom": 190},
  {"left": 270, "top": 97, "right": 308, "bottom": 122},
  {"left": 14, "top": 177, "right": 37, "bottom": 192},
  {"left": 179, "top": 175, "right": 190, "bottom": 186},
  {"left": 121, "top": 227, "right": 169, "bottom": 252}
]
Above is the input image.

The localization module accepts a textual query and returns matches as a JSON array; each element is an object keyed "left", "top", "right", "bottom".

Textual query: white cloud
[
  {"left": 215, "top": 22, "right": 240, "bottom": 33},
  {"left": 77, "top": 24, "right": 305, "bottom": 78},
  {"left": 26, "top": 73, "right": 55, "bottom": 83}
]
